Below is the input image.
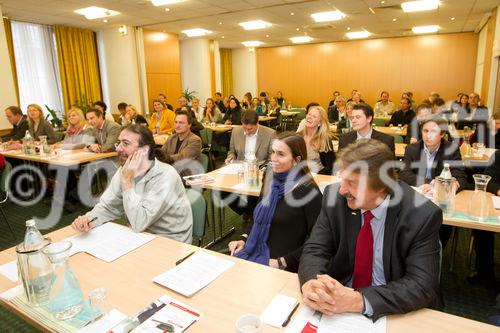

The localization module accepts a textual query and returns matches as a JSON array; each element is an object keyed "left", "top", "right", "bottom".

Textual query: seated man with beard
[{"left": 71, "top": 124, "right": 193, "bottom": 243}]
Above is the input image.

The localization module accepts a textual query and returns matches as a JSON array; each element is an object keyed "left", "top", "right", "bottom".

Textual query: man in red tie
[{"left": 299, "top": 139, "right": 442, "bottom": 321}]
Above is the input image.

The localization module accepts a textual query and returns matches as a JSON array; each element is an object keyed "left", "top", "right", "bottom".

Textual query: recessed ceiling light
[
  {"left": 151, "top": 0, "right": 185, "bottom": 6},
  {"left": 346, "top": 30, "right": 371, "bottom": 39},
  {"left": 165, "top": 8, "right": 170, "bottom": 12},
  {"left": 392, "top": 18, "right": 397, "bottom": 21},
  {"left": 451, "top": 17, "right": 455, "bottom": 20},
  {"left": 412, "top": 25, "right": 439, "bottom": 34},
  {"left": 103, "top": 19, "right": 108, "bottom": 23},
  {"left": 239, "top": 20, "right": 272, "bottom": 30},
  {"left": 219, "top": 21, "right": 222, "bottom": 25},
  {"left": 347, "top": 27, "right": 351, "bottom": 30},
  {"left": 74, "top": 6, "right": 120, "bottom": 20},
  {"left": 290, "top": 36, "right": 313, "bottom": 44},
  {"left": 401, "top": 0, "right": 439, "bottom": 13},
  {"left": 290, "top": 12, "right": 294, "bottom": 16},
  {"left": 296, "top": 28, "right": 300, "bottom": 31},
  {"left": 181, "top": 28, "right": 212, "bottom": 37},
  {"left": 311, "top": 10, "right": 345, "bottom": 23},
  {"left": 242, "top": 41, "right": 263, "bottom": 47},
  {"left": 266, "top": 34, "right": 269, "bottom": 37},
  {"left": 221, "top": 36, "right": 225, "bottom": 39},
  {"left": 381, "top": 0, "right": 385, "bottom": 3}
]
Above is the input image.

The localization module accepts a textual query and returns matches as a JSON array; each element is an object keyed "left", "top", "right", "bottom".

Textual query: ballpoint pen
[
  {"left": 282, "top": 302, "right": 300, "bottom": 327},
  {"left": 175, "top": 251, "right": 195, "bottom": 265}
]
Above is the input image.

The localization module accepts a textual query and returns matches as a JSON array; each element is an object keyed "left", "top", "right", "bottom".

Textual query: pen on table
[
  {"left": 175, "top": 251, "right": 195, "bottom": 265},
  {"left": 282, "top": 302, "right": 300, "bottom": 327}
]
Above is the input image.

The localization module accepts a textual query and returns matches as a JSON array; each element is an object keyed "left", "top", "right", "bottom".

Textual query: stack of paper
[
  {"left": 67, "top": 222, "right": 155, "bottom": 262},
  {"left": 153, "top": 252, "right": 234, "bottom": 297}
]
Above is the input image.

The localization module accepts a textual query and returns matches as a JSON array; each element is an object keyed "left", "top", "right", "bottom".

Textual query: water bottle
[
  {"left": 440, "top": 163, "right": 452, "bottom": 179},
  {"left": 16, "top": 219, "right": 53, "bottom": 306},
  {"left": 24, "top": 219, "right": 45, "bottom": 251},
  {"left": 22, "top": 130, "right": 34, "bottom": 154},
  {"left": 433, "top": 163, "right": 456, "bottom": 216}
]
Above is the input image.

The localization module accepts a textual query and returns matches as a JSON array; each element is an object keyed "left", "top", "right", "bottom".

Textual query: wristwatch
[{"left": 277, "top": 257, "right": 286, "bottom": 270}]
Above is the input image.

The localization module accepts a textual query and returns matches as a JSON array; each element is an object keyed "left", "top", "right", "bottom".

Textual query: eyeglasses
[{"left": 114, "top": 140, "right": 138, "bottom": 149}]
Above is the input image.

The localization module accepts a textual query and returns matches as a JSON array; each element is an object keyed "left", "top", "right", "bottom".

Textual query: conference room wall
[
  {"left": 180, "top": 38, "right": 212, "bottom": 104},
  {"left": 143, "top": 29, "right": 182, "bottom": 114},
  {"left": 0, "top": 6, "right": 19, "bottom": 131},
  {"left": 256, "top": 32, "right": 478, "bottom": 108},
  {"left": 232, "top": 48, "right": 257, "bottom": 99}
]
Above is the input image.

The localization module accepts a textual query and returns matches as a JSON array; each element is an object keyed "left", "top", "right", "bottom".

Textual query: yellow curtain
[
  {"left": 3, "top": 18, "right": 20, "bottom": 104},
  {"left": 54, "top": 25, "right": 102, "bottom": 112},
  {"left": 219, "top": 48, "right": 233, "bottom": 97}
]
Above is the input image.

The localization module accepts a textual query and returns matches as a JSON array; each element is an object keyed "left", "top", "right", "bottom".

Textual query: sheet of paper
[
  {"left": 260, "top": 294, "right": 298, "bottom": 328},
  {"left": 217, "top": 163, "right": 243, "bottom": 175},
  {"left": 0, "top": 285, "right": 23, "bottom": 301},
  {"left": 284, "top": 307, "right": 320, "bottom": 333},
  {"left": 492, "top": 196, "right": 500, "bottom": 210},
  {"left": 132, "top": 295, "right": 204, "bottom": 333},
  {"left": 0, "top": 260, "right": 18, "bottom": 282},
  {"left": 77, "top": 309, "right": 127, "bottom": 333},
  {"left": 318, "top": 313, "right": 386, "bottom": 333},
  {"left": 153, "top": 251, "right": 234, "bottom": 297},
  {"left": 231, "top": 182, "right": 261, "bottom": 192},
  {"left": 67, "top": 223, "right": 156, "bottom": 262}
]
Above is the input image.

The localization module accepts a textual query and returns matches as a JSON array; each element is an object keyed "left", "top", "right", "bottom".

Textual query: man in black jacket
[
  {"left": 389, "top": 97, "right": 415, "bottom": 128},
  {"left": 2, "top": 106, "right": 28, "bottom": 142},
  {"left": 339, "top": 103, "right": 395, "bottom": 153},
  {"left": 299, "top": 139, "right": 442, "bottom": 322}
]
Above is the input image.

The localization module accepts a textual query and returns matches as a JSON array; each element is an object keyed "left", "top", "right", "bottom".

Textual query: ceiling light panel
[
  {"left": 181, "top": 28, "right": 211, "bottom": 37},
  {"left": 151, "top": 0, "right": 185, "bottom": 6},
  {"left": 412, "top": 25, "right": 439, "bottom": 34},
  {"left": 346, "top": 31, "right": 371, "bottom": 39},
  {"left": 290, "top": 36, "right": 313, "bottom": 44},
  {"left": 311, "top": 11, "right": 345, "bottom": 23},
  {"left": 239, "top": 20, "right": 272, "bottom": 30},
  {"left": 242, "top": 41, "right": 263, "bottom": 47},
  {"left": 401, "top": 0, "right": 439, "bottom": 13},
  {"left": 74, "top": 7, "right": 120, "bottom": 20}
]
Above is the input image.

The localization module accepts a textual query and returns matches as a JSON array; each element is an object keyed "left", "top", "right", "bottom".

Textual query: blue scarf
[{"left": 235, "top": 171, "right": 294, "bottom": 265}]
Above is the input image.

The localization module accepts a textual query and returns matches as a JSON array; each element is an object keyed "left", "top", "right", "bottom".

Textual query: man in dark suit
[
  {"left": 339, "top": 103, "right": 395, "bottom": 153},
  {"left": 388, "top": 97, "right": 415, "bottom": 128},
  {"left": 399, "top": 117, "right": 467, "bottom": 248},
  {"left": 299, "top": 139, "right": 442, "bottom": 322},
  {"left": 2, "top": 106, "right": 28, "bottom": 142}
]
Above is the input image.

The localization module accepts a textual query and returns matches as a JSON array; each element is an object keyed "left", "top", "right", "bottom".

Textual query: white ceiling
[{"left": 1, "top": 0, "right": 499, "bottom": 48}]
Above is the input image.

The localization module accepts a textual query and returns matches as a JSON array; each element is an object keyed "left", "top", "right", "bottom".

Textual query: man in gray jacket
[
  {"left": 72, "top": 124, "right": 193, "bottom": 243},
  {"left": 85, "top": 107, "right": 121, "bottom": 152}
]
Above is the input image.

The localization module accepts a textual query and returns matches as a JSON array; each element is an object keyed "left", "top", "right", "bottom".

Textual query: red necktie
[{"left": 352, "top": 210, "right": 374, "bottom": 288}]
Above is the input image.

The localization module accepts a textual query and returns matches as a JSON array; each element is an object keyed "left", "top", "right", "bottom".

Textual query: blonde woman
[
  {"left": 125, "top": 105, "right": 148, "bottom": 126},
  {"left": 148, "top": 99, "right": 175, "bottom": 134},
  {"left": 298, "top": 105, "right": 335, "bottom": 175},
  {"left": 27, "top": 104, "right": 57, "bottom": 144},
  {"left": 63, "top": 107, "right": 94, "bottom": 145}
]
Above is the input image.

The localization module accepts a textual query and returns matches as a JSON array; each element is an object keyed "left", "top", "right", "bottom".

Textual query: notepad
[
  {"left": 492, "top": 196, "right": 500, "bottom": 210},
  {"left": 153, "top": 251, "right": 234, "bottom": 297},
  {"left": 217, "top": 163, "right": 243, "bottom": 175},
  {"left": 260, "top": 294, "right": 298, "bottom": 328},
  {"left": 318, "top": 313, "right": 386, "bottom": 333},
  {"left": 67, "top": 222, "right": 155, "bottom": 262},
  {"left": 0, "top": 260, "right": 18, "bottom": 282}
]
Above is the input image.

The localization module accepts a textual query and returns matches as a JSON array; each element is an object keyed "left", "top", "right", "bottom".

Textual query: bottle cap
[{"left": 25, "top": 219, "right": 36, "bottom": 227}]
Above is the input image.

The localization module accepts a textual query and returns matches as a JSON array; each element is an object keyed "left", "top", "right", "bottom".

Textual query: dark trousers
[{"left": 472, "top": 230, "right": 495, "bottom": 277}]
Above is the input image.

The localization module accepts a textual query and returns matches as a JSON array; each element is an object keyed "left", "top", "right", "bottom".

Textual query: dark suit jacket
[
  {"left": 338, "top": 130, "right": 395, "bottom": 153},
  {"left": 399, "top": 139, "right": 468, "bottom": 189},
  {"left": 222, "top": 108, "right": 242, "bottom": 125},
  {"left": 299, "top": 181, "right": 443, "bottom": 321},
  {"left": 227, "top": 125, "right": 275, "bottom": 164},
  {"left": 328, "top": 106, "right": 340, "bottom": 123},
  {"left": 2, "top": 115, "right": 28, "bottom": 142}
]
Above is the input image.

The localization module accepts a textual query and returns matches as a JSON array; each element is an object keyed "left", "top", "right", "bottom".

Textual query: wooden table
[
  {"left": 374, "top": 126, "right": 407, "bottom": 137},
  {"left": 259, "top": 116, "right": 277, "bottom": 122},
  {"left": 394, "top": 143, "right": 496, "bottom": 163},
  {"left": 203, "top": 124, "right": 235, "bottom": 133},
  {"left": 280, "top": 111, "right": 300, "bottom": 117},
  {"left": 0, "top": 225, "right": 496, "bottom": 332},
  {"left": 374, "top": 115, "right": 392, "bottom": 124},
  {"left": 445, "top": 190, "right": 500, "bottom": 233},
  {"left": 1, "top": 149, "right": 117, "bottom": 167},
  {"left": 153, "top": 134, "right": 169, "bottom": 146}
]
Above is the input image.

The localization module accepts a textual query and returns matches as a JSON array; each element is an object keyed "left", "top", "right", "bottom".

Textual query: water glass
[
  {"left": 236, "top": 314, "right": 262, "bottom": 333},
  {"left": 89, "top": 287, "right": 110, "bottom": 323}
]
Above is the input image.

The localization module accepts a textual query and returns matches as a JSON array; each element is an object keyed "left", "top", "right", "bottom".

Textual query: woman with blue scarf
[{"left": 228, "top": 132, "right": 323, "bottom": 272}]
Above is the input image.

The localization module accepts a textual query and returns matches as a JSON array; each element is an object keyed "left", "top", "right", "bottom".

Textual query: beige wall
[
  {"left": 143, "top": 30, "right": 181, "bottom": 113},
  {"left": 257, "top": 32, "right": 478, "bottom": 108}
]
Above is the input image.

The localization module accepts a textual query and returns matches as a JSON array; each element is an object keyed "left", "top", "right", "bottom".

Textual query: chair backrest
[
  {"left": 199, "top": 128, "right": 213, "bottom": 147},
  {"left": 373, "top": 118, "right": 386, "bottom": 127},
  {"left": 0, "top": 162, "right": 12, "bottom": 193},
  {"left": 200, "top": 153, "right": 209, "bottom": 173},
  {"left": 54, "top": 131, "right": 64, "bottom": 142},
  {"left": 295, "top": 108, "right": 307, "bottom": 121},
  {"left": 185, "top": 188, "right": 206, "bottom": 240},
  {"left": 393, "top": 135, "right": 404, "bottom": 143}
]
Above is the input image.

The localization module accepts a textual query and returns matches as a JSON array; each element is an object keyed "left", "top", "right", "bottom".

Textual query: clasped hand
[{"left": 301, "top": 274, "right": 364, "bottom": 315}]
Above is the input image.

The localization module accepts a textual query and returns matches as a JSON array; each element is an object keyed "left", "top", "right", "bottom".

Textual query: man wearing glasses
[{"left": 72, "top": 124, "right": 193, "bottom": 243}]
